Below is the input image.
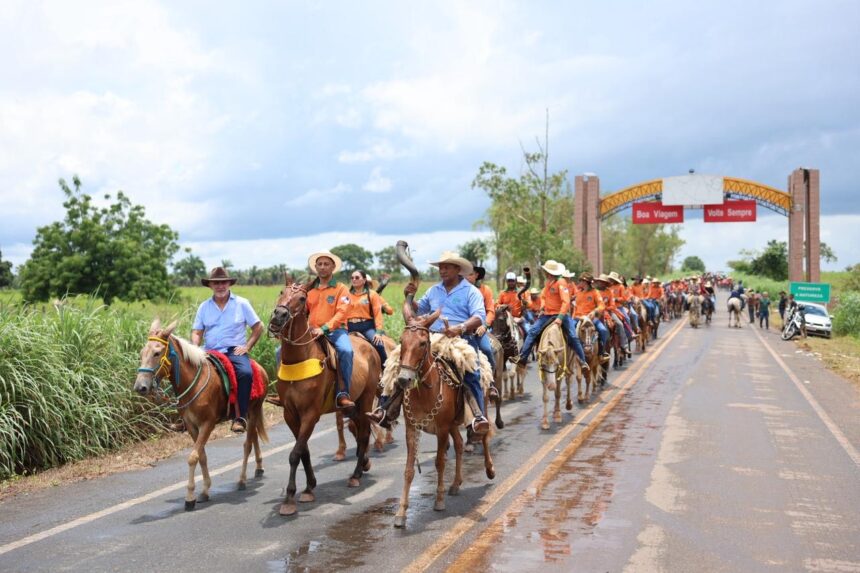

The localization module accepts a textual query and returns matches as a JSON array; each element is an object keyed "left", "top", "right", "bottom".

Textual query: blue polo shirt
[
  {"left": 192, "top": 292, "right": 261, "bottom": 352},
  {"left": 416, "top": 278, "right": 486, "bottom": 333}
]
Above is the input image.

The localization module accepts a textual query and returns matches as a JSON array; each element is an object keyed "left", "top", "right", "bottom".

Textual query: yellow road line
[
  {"left": 0, "top": 426, "right": 336, "bottom": 557},
  {"left": 405, "top": 318, "right": 686, "bottom": 573},
  {"left": 752, "top": 327, "right": 860, "bottom": 467}
]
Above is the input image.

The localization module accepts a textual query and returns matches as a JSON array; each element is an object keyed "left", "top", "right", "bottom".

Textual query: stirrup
[
  {"left": 231, "top": 417, "right": 247, "bottom": 433},
  {"left": 471, "top": 416, "right": 490, "bottom": 435},
  {"left": 336, "top": 392, "right": 356, "bottom": 410}
]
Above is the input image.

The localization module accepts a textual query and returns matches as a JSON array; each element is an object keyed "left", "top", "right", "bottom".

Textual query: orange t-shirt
[
  {"left": 630, "top": 284, "right": 644, "bottom": 298},
  {"left": 346, "top": 288, "right": 385, "bottom": 331},
  {"left": 573, "top": 288, "right": 604, "bottom": 318},
  {"left": 497, "top": 288, "right": 523, "bottom": 318},
  {"left": 541, "top": 278, "right": 571, "bottom": 316},
  {"left": 478, "top": 283, "right": 495, "bottom": 325},
  {"left": 307, "top": 278, "right": 350, "bottom": 332},
  {"left": 529, "top": 296, "right": 542, "bottom": 312},
  {"left": 649, "top": 285, "right": 663, "bottom": 299},
  {"left": 610, "top": 284, "right": 627, "bottom": 303},
  {"left": 599, "top": 289, "right": 616, "bottom": 310}
]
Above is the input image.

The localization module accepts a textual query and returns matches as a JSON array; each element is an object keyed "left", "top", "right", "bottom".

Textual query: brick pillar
[
  {"left": 788, "top": 170, "right": 805, "bottom": 283},
  {"left": 574, "top": 176, "right": 585, "bottom": 254},
  {"left": 805, "top": 169, "right": 821, "bottom": 283},
  {"left": 584, "top": 176, "right": 601, "bottom": 274}
]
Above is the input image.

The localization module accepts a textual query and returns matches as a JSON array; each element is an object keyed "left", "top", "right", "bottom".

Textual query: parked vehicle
[{"left": 800, "top": 302, "right": 833, "bottom": 338}]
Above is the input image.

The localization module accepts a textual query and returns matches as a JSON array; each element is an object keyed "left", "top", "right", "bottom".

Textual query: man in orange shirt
[
  {"left": 466, "top": 266, "right": 497, "bottom": 389},
  {"left": 497, "top": 271, "right": 524, "bottom": 318},
  {"left": 306, "top": 250, "right": 355, "bottom": 410},
  {"left": 513, "top": 260, "right": 588, "bottom": 369},
  {"left": 574, "top": 273, "right": 610, "bottom": 357}
]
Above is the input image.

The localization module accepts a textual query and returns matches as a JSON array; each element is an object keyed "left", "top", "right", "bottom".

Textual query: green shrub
[{"left": 833, "top": 292, "right": 860, "bottom": 338}]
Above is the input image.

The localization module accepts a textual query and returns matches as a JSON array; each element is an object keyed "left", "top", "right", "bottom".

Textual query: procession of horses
[{"left": 133, "top": 241, "right": 728, "bottom": 528}]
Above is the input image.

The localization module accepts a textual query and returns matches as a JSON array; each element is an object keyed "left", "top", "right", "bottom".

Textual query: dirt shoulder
[
  {"left": 0, "top": 403, "right": 285, "bottom": 503},
  {"left": 797, "top": 335, "right": 860, "bottom": 388}
]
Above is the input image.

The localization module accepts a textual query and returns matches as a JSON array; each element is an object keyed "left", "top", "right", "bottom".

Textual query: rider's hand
[
  {"left": 476, "top": 325, "right": 487, "bottom": 336},
  {"left": 552, "top": 318, "right": 562, "bottom": 327},
  {"left": 233, "top": 345, "right": 249, "bottom": 356},
  {"left": 371, "top": 334, "right": 382, "bottom": 345},
  {"left": 443, "top": 324, "right": 462, "bottom": 338},
  {"left": 404, "top": 282, "right": 418, "bottom": 296},
  {"left": 310, "top": 327, "right": 324, "bottom": 338}
]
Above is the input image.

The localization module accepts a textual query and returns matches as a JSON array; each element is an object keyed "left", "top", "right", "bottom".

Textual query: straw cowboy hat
[
  {"left": 529, "top": 287, "right": 540, "bottom": 295},
  {"left": 429, "top": 251, "right": 473, "bottom": 276},
  {"left": 308, "top": 250, "right": 343, "bottom": 274},
  {"left": 541, "top": 260, "right": 566, "bottom": 276},
  {"left": 201, "top": 266, "right": 237, "bottom": 286},
  {"left": 595, "top": 273, "right": 613, "bottom": 284},
  {"left": 608, "top": 271, "right": 623, "bottom": 284},
  {"left": 365, "top": 275, "right": 380, "bottom": 291}
]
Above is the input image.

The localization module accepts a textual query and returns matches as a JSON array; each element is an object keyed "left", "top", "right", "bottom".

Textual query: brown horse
[
  {"left": 268, "top": 278, "right": 381, "bottom": 517},
  {"left": 575, "top": 318, "right": 601, "bottom": 403},
  {"left": 392, "top": 309, "right": 495, "bottom": 528},
  {"left": 492, "top": 304, "right": 525, "bottom": 399},
  {"left": 134, "top": 319, "right": 269, "bottom": 510},
  {"left": 632, "top": 299, "right": 650, "bottom": 352}
]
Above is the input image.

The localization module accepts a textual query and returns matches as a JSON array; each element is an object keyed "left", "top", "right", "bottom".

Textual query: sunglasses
[{"left": 351, "top": 276, "right": 363, "bottom": 280}]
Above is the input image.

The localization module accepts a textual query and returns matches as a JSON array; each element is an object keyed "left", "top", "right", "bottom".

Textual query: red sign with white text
[
  {"left": 632, "top": 202, "right": 684, "bottom": 224},
  {"left": 704, "top": 199, "right": 757, "bottom": 222}
]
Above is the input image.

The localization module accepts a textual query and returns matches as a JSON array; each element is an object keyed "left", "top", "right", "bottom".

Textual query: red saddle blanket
[{"left": 206, "top": 350, "right": 266, "bottom": 404}]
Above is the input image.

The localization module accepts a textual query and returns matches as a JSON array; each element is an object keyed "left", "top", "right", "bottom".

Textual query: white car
[{"left": 799, "top": 302, "right": 833, "bottom": 338}]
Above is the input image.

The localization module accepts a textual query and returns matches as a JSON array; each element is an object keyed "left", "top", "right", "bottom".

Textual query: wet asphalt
[{"left": 1, "top": 296, "right": 858, "bottom": 573}]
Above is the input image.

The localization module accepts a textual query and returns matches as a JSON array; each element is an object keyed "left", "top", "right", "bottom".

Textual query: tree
[
  {"left": 459, "top": 238, "right": 490, "bottom": 266},
  {"left": 820, "top": 242, "right": 837, "bottom": 264},
  {"left": 601, "top": 215, "right": 684, "bottom": 277},
  {"left": 19, "top": 176, "right": 179, "bottom": 304},
  {"left": 172, "top": 249, "right": 207, "bottom": 286},
  {"left": 0, "top": 249, "right": 13, "bottom": 288},
  {"left": 749, "top": 240, "right": 788, "bottom": 281},
  {"left": 374, "top": 246, "right": 403, "bottom": 278},
  {"left": 331, "top": 243, "right": 373, "bottom": 278},
  {"left": 681, "top": 256, "right": 706, "bottom": 272}
]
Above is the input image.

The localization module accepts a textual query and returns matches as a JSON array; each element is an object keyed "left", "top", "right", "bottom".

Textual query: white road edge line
[
  {"left": 753, "top": 327, "right": 860, "bottom": 468},
  {"left": 0, "top": 426, "right": 337, "bottom": 556}
]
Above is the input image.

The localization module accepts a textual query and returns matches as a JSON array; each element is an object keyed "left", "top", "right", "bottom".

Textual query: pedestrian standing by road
[
  {"left": 747, "top": 289, "right": 758, "bottom": 323},
  {"left": 778, "top": 291, "right": 788, "bottom": 322},
  {"left": 759, "top": 292, "right": 771, "bottom": 329}
]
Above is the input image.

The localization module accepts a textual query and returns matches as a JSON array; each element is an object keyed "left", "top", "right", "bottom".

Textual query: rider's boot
[
  {"left": 336, "top": 374, "right": 356, "bottom": 412},
  {"left": 366, "top": 388, "right": 402, "bottom": 429}
]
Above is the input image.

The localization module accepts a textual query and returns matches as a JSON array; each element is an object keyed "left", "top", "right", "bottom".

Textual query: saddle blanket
[{"left": 207, "top": 350, "right": 266, "bottom": 404}]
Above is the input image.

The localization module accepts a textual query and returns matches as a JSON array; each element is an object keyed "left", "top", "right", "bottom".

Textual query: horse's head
[
  {"left": 492, "top": 305, "right": 509, "bottom": 333},
  {"left": 134, "top": 318, "right": 178, "bottom": 395},
  {"left": 396, "top": 309, "right": 441, "bottom": 389},
  {"left": 268, "top": 275, "right": 313, "bottom": 337},
  {"left": 579, "top": 318, "right": 596, "bottom": 354}
]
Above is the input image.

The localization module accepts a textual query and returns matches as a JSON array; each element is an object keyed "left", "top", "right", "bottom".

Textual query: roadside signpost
[{"left": 790, "top": 282, "right": 831, "bottom": 304}]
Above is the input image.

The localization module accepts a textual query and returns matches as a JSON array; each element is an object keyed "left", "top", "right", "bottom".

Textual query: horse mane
[{"left": 171, "top": 335, "right": 208, "bottom": 367}]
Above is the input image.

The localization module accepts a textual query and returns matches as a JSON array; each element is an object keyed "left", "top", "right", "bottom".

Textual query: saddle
[{"left": 206, "top": 350, "right": 266, "bottom": 406}]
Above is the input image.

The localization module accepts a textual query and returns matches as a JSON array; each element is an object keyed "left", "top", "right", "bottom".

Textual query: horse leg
[
  {"left": 448, "top": 427, "right": 464, "bottom": 496},
  {"left": 553, "top": 377, "right": 562, "bottom": 423},
  {"left": 565, "top": 369, "right": 573, "bottom": 411},
  {"left": 333, "top": 411, "right": 347, "bottom": 461},
  {"left": 434, "top": 431, "right": 448, "bottom": 511},
  {"left": 494, "top": 382, "right": 504, "bottom": 430},
  {"left": 541, "top": 375, "right": 551, "bottom": 430},
  {"left": 370, "top": 423, "right": 384, "bottom": 452},
  {"left": 481, "top": 431, "right": 495, "bottom": 480},
  {"left": 394, "top": 424, "right": 417, "bottom": 528},
  {"left": 298, "top": 447, "right": 316, "bottom": 503},
  {"left": 186, "top": 421, "right": 215, "bottom": 510},
  {"left": 280, "top": 414, "right": 315, "bottom": 516},
  {"left": 240, "top": 400, "right": 265, "bottom": 488},
  {"left": 347, "top": 397, "right": 371, "bottom": 486}
]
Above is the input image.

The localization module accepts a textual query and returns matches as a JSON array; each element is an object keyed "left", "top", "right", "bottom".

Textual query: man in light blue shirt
[
  {"left": 368, "top": 251, "right": 491, "bottom": 435},
  {"left": 192, "top": 267, "right": 263, "bottom": 433}
]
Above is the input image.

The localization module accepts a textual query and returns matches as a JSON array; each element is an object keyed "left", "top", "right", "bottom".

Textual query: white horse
[
  {"left": 535, "top": 322, "right": 576, "bottom": 430},
  {"left": 727, "top": 296, "right": 743, "bottom": 328}
]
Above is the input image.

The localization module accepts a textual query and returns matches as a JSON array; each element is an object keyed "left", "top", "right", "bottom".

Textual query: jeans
[
  {"left": 642, "top": 300, "right": 656, "bottom": 322},
  {"left": 593, "top": 318, "right": 610, "bottom": 349},
  {"left": 327, "top": 328, "right": 354, "bottom": 398},
  {"left": 518, "top": 314, "right": 587, "bottom": 363},
  {"left": 759, "top": 312, "right": 769, "bottom": 329},
  {"left": 226, "top": 348, "right": 252, "bottom": 419},
  {"left": 748, "top": 304, "right": 756, "bottom": 323},
  {"left": 476, "top": 332, "right": 496, "bottom": 373},
  {"left": 463, "top": 336, "right": 486, "bottom": 417},
  {"left": 347, "top": 319, "right": 388, "bottom": 367},
  {"left": 624, "top": 305, "right": 639, "bottom": 331}
]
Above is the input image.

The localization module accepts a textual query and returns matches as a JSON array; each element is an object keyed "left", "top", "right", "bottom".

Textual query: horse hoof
[
  {"left": 333, "top": 452, "right": 346, "bottom": 462},
  {"left": 197, "top": 492, "right": 210, "bottom": 503},
  {"left": 237, "top": 481, "right": 247, "bottom": 491},
  {"left": 578, "top": 397, "right": 585, "bottom": 404},
  {"left": 184, "top": 500, "right": 196, "bottom": 511},
  {"left": 298, "top": 491, "right": 315, "bottom": 503},
  {"left": 347, "top": 477, "right": 360, "bottom": 488},
  {"left": 566, "top": 401, "right": 573, "bottom": 411},
  {"left": 553, "top": 415, "right": 562, "bottom": 424},
  {"left": 434, "top": 500, "right": 445, "bottom": 511},
  {"left": 496, "top": 420, "right": 505, "bottom": 430},
  {"left": 486, "top": 467, "right": 496, "bottom": 480},
  {"left": 374, "top": 442, "right": 384, "bottom": 452},
  {"left": 279, "top": 503, "right": 297, "bottom": 516},
  {"left": 385, "top": 435, "right": 395, "bottom": 445},
  {"left": 464, "top": 444, "right": 475, "bottom": 454},
  {"left": 541, "top": 422, "right": 550, "bottom": 431},
  {"left": 448, "top": 485, "right": 460, "bottom": 496},
  {"left": 394, "top": 515, "right": 406, "bottom": 528},
  {"left": 363, "top": 459, "right": 372, "bottom": 472},
  {"left": 255, "top": 468, "right": 265, "bottom": 478}
]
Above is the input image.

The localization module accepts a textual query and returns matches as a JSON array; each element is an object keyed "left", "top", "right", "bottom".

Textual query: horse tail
[{"left": 255, "top": 403, "right": 269, "bottom": 443}]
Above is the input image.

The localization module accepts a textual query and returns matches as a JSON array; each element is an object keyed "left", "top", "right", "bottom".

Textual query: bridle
[
  {"left": 269, "top": 284, "right": 315, "bottom": 345},
  {"left": 397, "top": 324, "right": 434, "bottom": 386},
  {"left": 136, "top": 335, "right": 210, "bottom": 408}
]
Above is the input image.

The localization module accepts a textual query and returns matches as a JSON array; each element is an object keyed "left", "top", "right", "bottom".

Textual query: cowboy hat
[
  {"left": 529, "top": 287, "right": 540, "bottom": 295},
  {"left": 607, "top": 271, "right": 623, "bottom": 284},
  {"left": 473, "top": 266, "right": 487, "bottom": 281},
  {"left": 563, "top": 269, "right": 576, "bottom": 279},
  {"left": 578, "top": 271, "right": 595, "bottom": 283},
  {"left": 505, "top": 271, "right": 517, "bottom": 281},
  {"left": 365, "top": 274, "right": 380, "bottom": 291},
  {"left": 308, "top": 251, "right": 343, "bottom": 274},
  {"left": 541, "top": 260, "right": 566, "bottom": 276},
  {"left": 429, "top": 251, "right": 473, "bottom": 276},
  {"left": 202, "top": 267, "right": 237, "bottom": 286},
  {"left": 594, "top": 273, "right": 612, "bottom": 284}
]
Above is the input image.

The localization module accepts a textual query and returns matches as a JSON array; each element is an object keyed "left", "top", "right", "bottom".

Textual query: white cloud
[
  {"left": 337, "top": 139, "right": 406, "bottom": 164},
  {"left": 362, "top": 167, "right": 392, "bottom": 193},
  {"left": 285, "top": 182, "right": 351, "bottom": 207}
]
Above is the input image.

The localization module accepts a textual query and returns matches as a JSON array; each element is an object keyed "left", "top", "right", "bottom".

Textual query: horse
[
  {"left": 728, "top": 296, "right": 743, "bottom": 328},
  {"left": 392, "top": 308, "right": 496, "bottom": 528},
  {"left": 491, "top": 304, "right": 525, "bottom": 399},
  {"left": 631, "top": 299, "right": 649, "bottom": 353},
  {"left": 535, "top": 322, "right": 575, "bottom": 430},
  {"left": 688, "top": 293, "right": 702, "bottom": 328},
  {"left": 268, "top": 277, "right": 381, "bottom": 517},
  {"left": 133, "top": 319, "right": 269, "bottom": 510},
  {"left": 575, "top": 318, "right": 601, "bottom": 403},
  {"left": 486, "top": 332, "right": 506, "bottom": 429}
]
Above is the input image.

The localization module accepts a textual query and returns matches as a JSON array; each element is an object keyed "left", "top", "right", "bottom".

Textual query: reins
[{"left": 137, "top": 335, "right": 211, "bottom": 409}]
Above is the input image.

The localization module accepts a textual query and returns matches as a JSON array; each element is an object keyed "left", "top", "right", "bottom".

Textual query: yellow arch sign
[{"left": 599, "top": 176, "right": 792, "bottom": 219}]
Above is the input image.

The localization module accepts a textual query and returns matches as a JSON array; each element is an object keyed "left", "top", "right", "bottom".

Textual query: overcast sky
[{"left": 1, "top": 1, "right": 858, "bottom": 273}]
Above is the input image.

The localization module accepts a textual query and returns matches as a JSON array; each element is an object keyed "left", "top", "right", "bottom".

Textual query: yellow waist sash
[{"left": 278, "top": 358, "right": 324, "bottom": 382}]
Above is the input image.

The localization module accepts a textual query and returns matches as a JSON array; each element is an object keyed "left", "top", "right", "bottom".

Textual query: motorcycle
[{"left": 781, "top": 305, "right": 805, "bottom": 340}]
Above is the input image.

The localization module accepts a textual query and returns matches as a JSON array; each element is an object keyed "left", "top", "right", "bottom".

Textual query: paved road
[{"left": 1, "top": 302, "right": 858, "bottom": 572}]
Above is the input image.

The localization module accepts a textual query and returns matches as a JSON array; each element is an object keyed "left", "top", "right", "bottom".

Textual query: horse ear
[
  {"left": 284, "top": 272, "right": 292, "bottom": 286},
  {"left": 149, "top": 318, "right": 161, "bottom": 334},
  {"left": 163, "top": 320, "right": 179, "bottom": 337}
]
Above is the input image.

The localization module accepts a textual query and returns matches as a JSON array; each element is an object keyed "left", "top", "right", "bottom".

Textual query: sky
[{"left": 1, "top": 0, "right": 858, "bottom": 274}]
